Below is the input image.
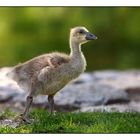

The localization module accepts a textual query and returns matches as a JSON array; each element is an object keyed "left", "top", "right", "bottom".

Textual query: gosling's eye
[{"left": 79, "top": 30, "right": 84, "bottom": 34}]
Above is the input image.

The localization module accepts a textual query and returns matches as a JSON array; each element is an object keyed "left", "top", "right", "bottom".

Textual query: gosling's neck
[
  {"left": 69, "top": 39, "right": 82, "bottom": 59},
  {"left": 68, "top": 38, "right": 87, "bottom": 77},
  {"left": 69, "top": 38, "right": 87, "bottom": 71}
]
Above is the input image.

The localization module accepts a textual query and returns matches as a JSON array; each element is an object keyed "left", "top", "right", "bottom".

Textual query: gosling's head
[{"left": 70, "top": 26, "right": 97, "bottom": 45}]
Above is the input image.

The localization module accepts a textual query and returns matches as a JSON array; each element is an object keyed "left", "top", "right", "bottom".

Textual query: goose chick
[{"left": 8, "top": 26, "right": 97, "bottom": 123}]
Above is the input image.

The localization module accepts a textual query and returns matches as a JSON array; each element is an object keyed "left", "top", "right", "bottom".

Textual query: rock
[
  {"left": 0, "top": 119, "right": 19, "bottom": 128},
  {"left": 72, "top": 72, "right": 94, "bottom": 84},
  {"left": 77, "top": 101, "right": 140, "bottom": 113},
  {"left": 0, "top": 67, "right": 140, "bottom": 112},
  {"left": 93, "top": 70, "right": 140, "bottom": 89},
  {"left": 55, "top": 82, "right": 128, "bottom": 107}
]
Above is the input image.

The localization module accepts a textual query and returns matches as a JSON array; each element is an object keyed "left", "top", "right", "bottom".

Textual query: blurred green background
[{"left": 0, "top": 7, "right": 140, "bottom": 71}]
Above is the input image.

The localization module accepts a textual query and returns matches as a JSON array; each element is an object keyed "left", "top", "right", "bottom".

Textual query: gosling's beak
[{"left": 85, "top": 32, "right": 97, "bottom": 40}]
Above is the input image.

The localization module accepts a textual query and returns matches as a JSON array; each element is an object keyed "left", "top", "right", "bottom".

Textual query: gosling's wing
[
  {"left": 37, "top": 53, "right": 71, "bottom": 82},
  {"left": 14, "top": 52, "right": 70, "bottom": 78},
  {"left": 8, "top": 52, "right": 70, "bottom": 91},
  {"left": 10, "top": 54, "right": 50, "bottom": 80}
]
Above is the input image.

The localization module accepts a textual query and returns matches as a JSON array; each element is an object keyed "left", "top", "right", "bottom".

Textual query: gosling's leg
[
  {"left": 21, "top": 95, "right": 33, "bottom": 123},
  {"left": 48, "top": 95, "right": 55, "bottom": 115}
]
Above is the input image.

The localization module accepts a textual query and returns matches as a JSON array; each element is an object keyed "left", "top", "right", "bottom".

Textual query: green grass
[{"left": 0, "top": 109, "right": 140, "bottom": 133}]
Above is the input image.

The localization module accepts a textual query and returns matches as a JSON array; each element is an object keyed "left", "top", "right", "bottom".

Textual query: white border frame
[
  {"left": 0, "top": 1, "right": 139, "bottom": 139},
  {"left": 0, "top": 0, "right": 140, "bottom": 6},
  {"left": 0, "top": 134, "right": 140, "bottom": 140}
]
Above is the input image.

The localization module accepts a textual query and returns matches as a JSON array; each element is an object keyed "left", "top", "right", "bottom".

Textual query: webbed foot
[{"left": 20, "top": 114, "right": 34, "bottom": 124}]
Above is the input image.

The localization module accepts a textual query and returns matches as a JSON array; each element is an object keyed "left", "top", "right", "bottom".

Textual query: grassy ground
[{"left": 0, "top": 108, "right": 140, "bottom": 133}]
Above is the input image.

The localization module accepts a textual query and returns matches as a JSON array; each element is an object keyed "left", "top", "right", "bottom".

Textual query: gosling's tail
[
  {"left": 6, "top": 67, "right": 17, "bottom": 81},
  {"left": 6, "top": 67, "right": 29, "bottom": 92}
]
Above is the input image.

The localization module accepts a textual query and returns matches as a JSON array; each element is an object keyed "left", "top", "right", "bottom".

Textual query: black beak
[{"left": 85, "top": 32, "right": 97, "bottom": 40}]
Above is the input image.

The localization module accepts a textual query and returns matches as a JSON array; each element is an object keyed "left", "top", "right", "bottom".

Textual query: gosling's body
[
  {"left": 11, "top": 51, "right": 86, "bottom": 96},
  {"left": 8, "top": 26, "right": 97, "bottom": 123}
]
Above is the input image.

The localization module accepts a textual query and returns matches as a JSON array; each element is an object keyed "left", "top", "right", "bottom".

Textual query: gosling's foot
[{"left": 20, "top": 114, "right": 34, "bottom": 124}]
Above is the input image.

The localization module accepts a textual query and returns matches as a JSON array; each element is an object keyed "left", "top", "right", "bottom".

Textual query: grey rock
[
  {"left": 0, "top": 119, "right": 19, "bottom": 128},
  {"left": 0, "top": 67, "right": 140, "bottom": 112},
  {"left": 76, "top": 101, "right": 140, "bottom": 113},
  {"left": 93, "top": 70, "right": 140, "bottom": 89},
  {"left": 55, "top": 82, "right": 128, "bottom": 107}
]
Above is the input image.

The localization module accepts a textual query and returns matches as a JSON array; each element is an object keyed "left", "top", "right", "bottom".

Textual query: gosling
[{"left": 8, "top": 26, "right": 97, "bottom": 123}]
